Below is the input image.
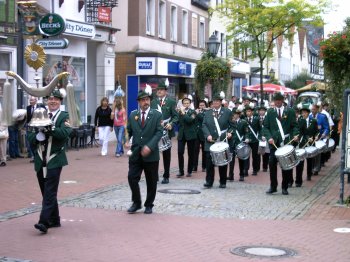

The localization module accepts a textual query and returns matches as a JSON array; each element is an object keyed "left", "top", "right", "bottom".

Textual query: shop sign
[
  {"left": 64, "top": 19, "right": 95, "bottom": 38},
  {"left": 39, "top": 13, "right": 66, "bottom": 36},
  {"left": 98, "top": 7, "right": 111, "bottom": 23},
  {"left": 36, "top": 38, "right": 69, "bottom": 49},
  {"left": 136, "top": 57, "right": 156, "bottom": 75},
  {"left": 168, "top": 61, "right": 191, "bottom": 76},
  {"left": 138, "top": 61, "right": 153, "bottom": 70}
]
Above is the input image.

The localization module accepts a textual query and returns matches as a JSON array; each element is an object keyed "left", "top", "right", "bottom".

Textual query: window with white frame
[
  {"left": 191, "top": 14, "right": 198, "bottom": 47},
  {"left": 146, "top": 0, "right": 155, "bottom": 36},
  {"left": 182, "top": 10, "right": 188, "bottom": 44},
  {"left": 199, "top": 17, "right": 205, "bottom": 48},
  {"left": 170, "top": 5, "right": 177, "bottom": 41},
  {"left": 158, "top": 0, "right": 166, "bottom": 38}
]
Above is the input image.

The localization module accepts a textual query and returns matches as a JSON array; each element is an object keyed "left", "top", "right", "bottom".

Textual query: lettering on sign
[
  {"left": 64, "top": 20, "right": 95, "bottom": 38},
  {"left": 138, "top": 61, "right": 153, "bottom": 70}
]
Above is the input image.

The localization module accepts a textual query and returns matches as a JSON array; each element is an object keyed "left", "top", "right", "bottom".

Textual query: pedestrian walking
[
  {"left": 111, "top": 97, "right": 126, "bottom": 157},
  {"left": 94, "top": 97, "right": 113, "bottom": 156}
]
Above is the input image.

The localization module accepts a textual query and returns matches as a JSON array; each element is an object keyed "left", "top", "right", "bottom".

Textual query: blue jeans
[
  {"left": 114, "top": 125, "right": 125, "bottom": 154},
  {"left": 8, "top": 126, "right": 20, "bottom": 158}
]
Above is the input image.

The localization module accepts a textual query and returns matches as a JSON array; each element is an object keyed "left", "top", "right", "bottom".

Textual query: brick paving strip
[{"left": 0, "top": 162, "right": 342, "bottom": 222}]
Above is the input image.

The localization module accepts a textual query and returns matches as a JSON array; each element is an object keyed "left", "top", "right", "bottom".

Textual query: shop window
[{"left": 43, "top": 55, "right": 86, "bottom": 122}]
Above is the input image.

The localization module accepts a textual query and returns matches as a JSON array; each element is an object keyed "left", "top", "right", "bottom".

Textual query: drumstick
[
  {"left": 286, "top": 137, "right": 296, "bottom": 145},
  {"left": 272, "top": 142, "right": 278, "bottom": 149}
]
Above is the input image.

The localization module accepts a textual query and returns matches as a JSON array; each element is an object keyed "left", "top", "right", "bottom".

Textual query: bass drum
[
  {"left": 210, "top": 142, "right": 232, "bottom": 166},
  {"left": 235, "top": 142, "right": 251, "bottom": 160},
  {"left": 275, "top": 145, "right": 299, "bottom": 170}
]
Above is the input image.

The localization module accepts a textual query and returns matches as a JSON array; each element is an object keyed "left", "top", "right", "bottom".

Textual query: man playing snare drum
[
  {"left": 262, "top": 92, "right": 299, "bottom": 195},
  {"left": 202, "top": 93, "right": 233, "bottom": 188},
  {"left": 150, "top": 82, "right": 178, "bottom": 184}
]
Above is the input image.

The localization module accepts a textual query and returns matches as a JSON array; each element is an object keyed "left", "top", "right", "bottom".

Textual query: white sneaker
[{"left": 116, "top": 154, "right": 121, "bottom": 157}]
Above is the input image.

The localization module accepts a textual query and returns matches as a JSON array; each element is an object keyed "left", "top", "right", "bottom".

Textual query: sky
[{"left": 323, "top": 0, "right": 350, "bottom": 36}]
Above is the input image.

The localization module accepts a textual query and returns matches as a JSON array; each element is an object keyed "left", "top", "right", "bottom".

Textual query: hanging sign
[{"left": 39, "top": 13, "right": 66, "bottom": 36}]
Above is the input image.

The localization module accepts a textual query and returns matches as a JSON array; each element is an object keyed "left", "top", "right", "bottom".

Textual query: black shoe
[
  {"left": 266, "top": 188, "right": 277, "bottom": 194},
  {"left": 127, "top": 203, "right": 142, "bottom": 214},
  {"left": 16, "top": 155, "right": 24, "bottom": 158},
  {"left": 161, "top": 178, "right": 169, "bottom": 184},
  {"left": 252, "top": 172, "right": 257, "bottom": 176},
  {"left": 239, "top": 176, "right": 244, "bottom": 181},
  {"left": 288, "top": 182, "right": 293, "bottom": 188},
  {"left": 282, "top": 189, "right": 289, "bottom": 195},
  {"left": 192, "top": 169, "right": 197, "bottom": 173},
  {"left": 186, "top": 173, "right": 192, "bottom": 177},
  {"left": 227, "top": 177, "right": 234, "bottom": 182},
  {"left": 203, "top": 182, "right": 212, "bottom": 188},
  {"left": 262, "top": 168, "right": 268, "bottom": 172},
  {"left": 29, "top": 159, "right": 34, "bottom": 163},
  {"left": 144, "top": 207, "right": 153, "bottom": 214},
  {"left": 307, "top": 176, "right": 311, "bottom": 181},
  {"left": 176, "top": 173, "right": 184, "bottom": 178},
  {"left": 313, "top": 172, "right": 319, "bottom": 176},
  {"left": 47, "top": 221, "right": 61, "bottom": 228},
  {"left": 244, "top": 173, "right": 248, "bottom": 177},
  {"left": 0, "top": 162, "right": 6, "bottom": 167},
  {"left": 295, "top": 184, "right": 302, "bottom": 188},
  {"left": 201, "top": 168, "right": 206, "bottom": 172},
  {"left": 219, "top": 184, "right": 226, "bottom": 188},
  {"left": 34, "top": 223, "right": 48, "bottom": 233}
]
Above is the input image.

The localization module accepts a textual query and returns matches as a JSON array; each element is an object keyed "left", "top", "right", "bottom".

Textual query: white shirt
[
  {"left": 276, "top": 106, "right": 284, "bottom": 117},
  {"left": 141, "top": 107, "right": 150, "bottom": 120}
]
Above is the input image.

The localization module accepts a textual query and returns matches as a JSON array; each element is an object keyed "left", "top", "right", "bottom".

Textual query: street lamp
[
  {"left": 269, "top": 68, "right": 275, "bottom": 80},
  {"left": 206, "top": 33, "right": 220, "bottom": 57}
]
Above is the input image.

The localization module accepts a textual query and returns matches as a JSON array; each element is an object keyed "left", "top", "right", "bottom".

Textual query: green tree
[
  {"left": 214, "top": 0, "right": 327, "bottom": 105},
  {"left": 194, "top": 52, "right": 231, "bottom": 99},
  {"left": 284, "top": 70, "right": 314, "bottom": 89},
  {"left": 320, "top": 18, "right": 350, "bottom": 110}
]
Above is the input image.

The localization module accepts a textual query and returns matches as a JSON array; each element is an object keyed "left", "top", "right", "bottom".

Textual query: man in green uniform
[
  {"left": 262, "top": 92, "right": 299, "bottom": 195},
  {"left": 29, "top": 89, "right": 72, "bottom": 233},
  {"left": 150, "top": 82, "right": 178, "bottom": 184},
  {"left": 177, "top": 97, "right": 197, "bottom": 177},
  {"left": 202, "top": 93, "right": 233, "bottom": 188},
  {"left": 126, "top": 90, "right": 163, "bottom": 214}
]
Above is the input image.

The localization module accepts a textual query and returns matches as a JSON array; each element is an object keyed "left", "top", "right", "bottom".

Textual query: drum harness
[{"left": 213, "top": 116, "right": 227, "bottom": 142}]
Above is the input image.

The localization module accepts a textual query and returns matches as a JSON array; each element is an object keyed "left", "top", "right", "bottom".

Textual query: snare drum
[
  {"left": 305, "top": 146, "right": 318, "bottom": 158},
  {"left": 315, "top": 140, "right": 326, "bottom": 153},
  {"left": 326, "top": 138, "right": 335, "bottom": 152},
  {"left": 296, "top": 148, "right": 306, "bottom": 161},
  {"left": 235, "top": 142, "right": 251, "bottom": 160},
  {"left": 158, "top": 132, "right": 172, "bottom": 152},
  {"left": 275, "top": 145, "right": 299, "bottom": 170},
  {"left": 210, "top": 142, "right": 232, "bottom": 166}
]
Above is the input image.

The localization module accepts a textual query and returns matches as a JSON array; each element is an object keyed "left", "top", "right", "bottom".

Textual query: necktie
[
  {"left": 141, "top": 111, "right": 145, "bottom": 128},
  {"left": 31, "top": 106, "right": 34, "bottom": 115},
  {"left": 48, "top": 112, "right": 53, "bottom": 119},
  {"left": 278, "top": 109, "right": 281, "bottom": 119},
  {"left": 214, "top": 110, "right": 218, "bottom": 118},
  {"left": 249, "top": 117, "right": 252, "bottom": 124},
  {"left": 160, "top": 99, "right": 163, "bottom": 107}
]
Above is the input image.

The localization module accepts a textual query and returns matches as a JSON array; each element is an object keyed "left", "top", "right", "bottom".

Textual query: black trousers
[
  {"left": 37, "top": 167, "right": 62, "bottom": 225},
  {"left": 295, "top": 160, "right": 305, "bottom": 185},
  {"left": 261, "top": 152, "right": 269, "bottom": 170},
  {"left": 193, "top": 139, "right": 206, "bottom": 171},
  {"left": 128, "top": 158, "right": 159, "bottom": 208},
  {"left": 229, "top": 148, "right": 248, "bottom": 178},
  {"left": 178, "top": 139, "right": 195, "bottom": 174},
  {"left": 248, "top": 142, "right": 259, "bottom": 173},
  {"left": 161, "top": 148, "right": 171, "bottom": 178},
  {"left": 269, "top": 147, "right": 292, "bottom": 190},
  {"left": 307, "top": 157, "right": 314, "bottom": 176},
  {"left": 205, "top": 151, "right": 227, "bottom": 185}
]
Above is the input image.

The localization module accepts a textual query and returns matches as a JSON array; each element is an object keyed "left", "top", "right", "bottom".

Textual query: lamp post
[{"left": 206, "top": 33, "right": 220, "bottom": 57}]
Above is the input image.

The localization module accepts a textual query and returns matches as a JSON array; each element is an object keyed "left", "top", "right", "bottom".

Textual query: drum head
[
  {"left": 328, "top": 138, "right": 335, "bottom": 147},
  {"left": 210, "top": 142, "right": 229, "bottom": 152},
  {"left": 275, "top": 145, "right": 294, "bottom": 157}
]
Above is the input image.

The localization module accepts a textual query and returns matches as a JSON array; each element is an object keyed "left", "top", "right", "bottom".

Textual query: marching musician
[
  {"left": 320, "top": 101, "right": 334, "bottom": 165},
  {"left": 176, "top": 97, "right": 197, "bottom": 178},
  {"left": 258, "top": 105, "right": 269, "bottom": 172},
  {"left": 228, "top": 107, "right": 249, "bottom": 181},
  {"left": 29, "top": 89, "right": 72, "bottom": 233},
  {"left": 262, "top": 92, "right": 299, "bottom": 196},
  {"left": 150, "top": 82, "right": 178, "bottom": 184},
  {"left": 309, "top": 104, "right": 329, "bottom": 176},
  {"left": 193, "top": 100, "right": 208, "bottom": 173},
  {"left": 245, "top": 105, "right": 261, "bottom": 176},
  {"left": 202, "top": 93, "right": 233, "bottom": 188}
]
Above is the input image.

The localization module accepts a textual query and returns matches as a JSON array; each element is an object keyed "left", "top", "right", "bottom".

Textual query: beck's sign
[{"left": 39, "top": 13, "right": 66, "bottom": 36}]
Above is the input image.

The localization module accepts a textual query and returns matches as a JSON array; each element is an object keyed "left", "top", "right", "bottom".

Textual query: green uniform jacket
[
  {"left": 202, "top": 107, "right": 233, "bottom": 151},
  {"left": 28, "top": 111, "right": 72, "bottom": 172},
  {"left": 127, "top": 109, "right": 163, "bottom": 162},
  {"left": 195, "top": 110, "right": 206, "bottom": 141},
  {"left": 246, "top": 116, "right": 261, "bottom": 143},
  {"left": 177, "top": 108, "right": 197, "bottom": 141},
  {"left": 262, "top": 107, "right": 299, "bottom": 147},
  {"left": 150, "top": 96, "right": 178, "bottom": 138},
  {"left": 230, "top": 119, "right": 249, "bottom": 148}
]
